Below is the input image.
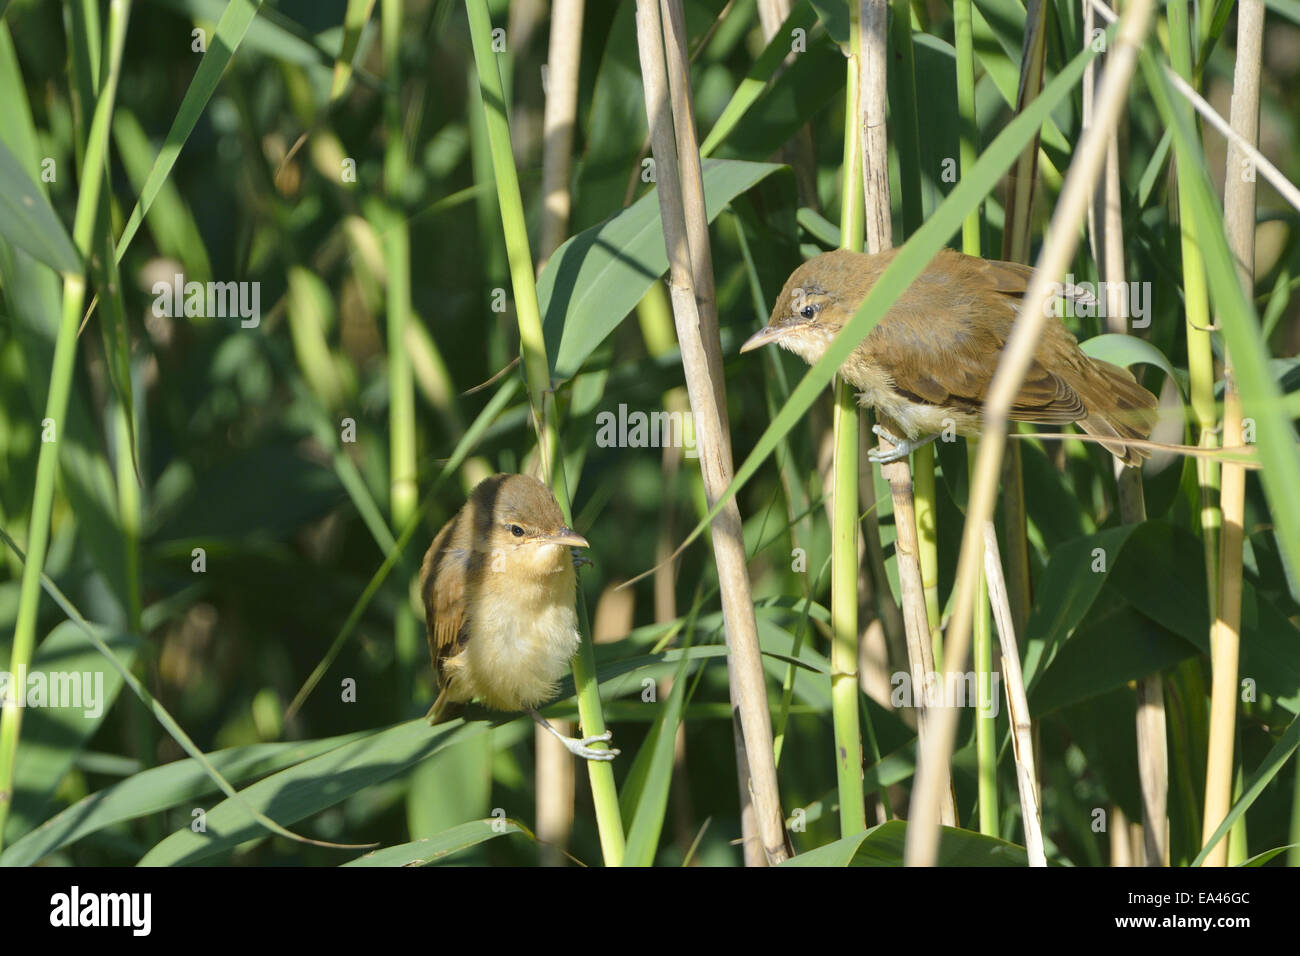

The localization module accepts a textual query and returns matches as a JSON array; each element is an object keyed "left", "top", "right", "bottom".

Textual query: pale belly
[
  {"left": 858, "top": 383, "right": 981, "bottom": 438},
  {"left": 853, "top": 372, "right": 982, "bottom": 439},
  {"left": 446, "top": 592, "right": 581, "bottom": 712}
]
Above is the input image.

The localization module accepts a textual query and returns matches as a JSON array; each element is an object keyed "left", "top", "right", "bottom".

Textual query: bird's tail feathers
[
  {"left": 425, "top": 686, "right": 455, "bottom": 725},
  {"left": 1081, "top": 362, "right": 1160, "bottom": 466}
]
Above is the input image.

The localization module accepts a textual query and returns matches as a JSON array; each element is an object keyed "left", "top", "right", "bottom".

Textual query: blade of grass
[
  {"left": 113, "top": 0, "right": 264, "bottom": 263},
  {"left": 0, "top": 527, "right": 372, "bottom": 854},
  {"left": 330, "top": 0, "right": 377, "bottom": 100},
  {"left": 342, "top": 818, "right": 533, "bottom": 866},
  {"left": 0, "top": 732, "right": 370, "bottom": 866},
  {"left": 620, "top": 638, "right": 694, "bottom": 865},
  {"left": 0, "top": 138, "right": 81, "bottom": 275},
  {"left": 0, "top": 0, "right": 133, "bottom": 853},
  {"left": 1193, "top": 712, "right": 1300, "bottom": 865},
  {"left": 698, "top": 1, "right": 819, "bottom": 157}
]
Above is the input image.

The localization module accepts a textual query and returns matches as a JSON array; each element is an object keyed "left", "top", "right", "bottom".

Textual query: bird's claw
[
  {"left": 572, "top": 553, "right": 593, "bottom": 570},
  {"left": 868, "top": 425, "right": 940, "bottom": 464},
  {"left": 564, "top": 730, "right": 619, "bottom": 761},
  {"left": 868, "top": 424, "right": 911, "bottom": 464}
]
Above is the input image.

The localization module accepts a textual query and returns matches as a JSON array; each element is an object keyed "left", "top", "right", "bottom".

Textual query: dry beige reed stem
[
  {"left": 981, "top": 520, "right": 1046, "bottom": 866},
  {"left": 536, "top": 0, "right": 585, "bottom": 274},
  {"left": 634, "top": 0, "right": 790, "bottom": 865}
]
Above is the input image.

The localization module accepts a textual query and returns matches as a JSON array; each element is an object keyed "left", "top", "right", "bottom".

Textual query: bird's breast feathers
[{"left": 449, "top": 559, "right": 581, "bottom": 711}]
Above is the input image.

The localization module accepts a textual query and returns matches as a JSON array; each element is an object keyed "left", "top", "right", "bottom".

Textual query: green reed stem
[
  {"left": 464, "top": 0, "right": 625, "bottom": 865},
  {"left": 0, "top": 0, "right": 132, "bottom": 852}
]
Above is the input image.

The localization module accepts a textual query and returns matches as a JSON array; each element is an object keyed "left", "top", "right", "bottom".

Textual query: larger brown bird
[
  {"left": 420, "top": 473, "right": 618, "bottom": 761},
  {"left": 740, "top": 248, "right": 1158, "bottom": 465}
]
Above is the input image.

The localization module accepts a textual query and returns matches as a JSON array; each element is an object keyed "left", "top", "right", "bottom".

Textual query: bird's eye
[
  {"left": 510, "top": 524, "right": 525, "bottom": 537},
  {"left": 800, "top": 305, "right": 817, "bottom": 320}
]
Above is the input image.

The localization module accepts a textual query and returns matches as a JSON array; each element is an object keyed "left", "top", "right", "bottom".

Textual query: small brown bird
[
  {"left": 740, "top": 248, "right": 1159, "bottom": 465},
  {"left": 420, "top": 473, "right": 617, "bottom": 761}
]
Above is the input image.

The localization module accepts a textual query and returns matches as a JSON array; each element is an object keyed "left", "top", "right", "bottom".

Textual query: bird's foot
[
  {"left": 572, "top": 553, "right": 593, "bottom": 570},
  {"left": 528, "top": 706, "right": 619, "bottom": 760},
  {"left": 868, "top": 425, "right": 938, "bottom": 464},
  {"left": 561, "top": 730, "right": 620, "bottom": 761}
]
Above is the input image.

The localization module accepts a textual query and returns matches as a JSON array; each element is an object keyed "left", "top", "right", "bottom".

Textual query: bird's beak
[
  {"left": 546, "top": 528, "right": 589, "bottom": 549},
  {"left": 739, "top": 324, "right": 783, "bottom": 354}
]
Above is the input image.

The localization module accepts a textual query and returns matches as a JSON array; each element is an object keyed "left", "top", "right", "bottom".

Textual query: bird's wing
[
  {"left": 419, "top": 527, "right": 473, "bottom": 689},
  {"left": 864, "top": 253, "right": 1086, "bottom": 424}
]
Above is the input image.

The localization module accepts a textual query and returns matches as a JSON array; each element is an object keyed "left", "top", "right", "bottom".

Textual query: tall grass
[{"left": 0, "top": 0, "right": 1296, "bottom": 869}]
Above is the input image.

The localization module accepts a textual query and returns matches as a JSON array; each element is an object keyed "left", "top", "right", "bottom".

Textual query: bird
[
  {"left": 739, "top": 247, "right": 1159, "bottom": 466},
  {"left": 419, "top": 472, "right": 618, "bottom": 761}
]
